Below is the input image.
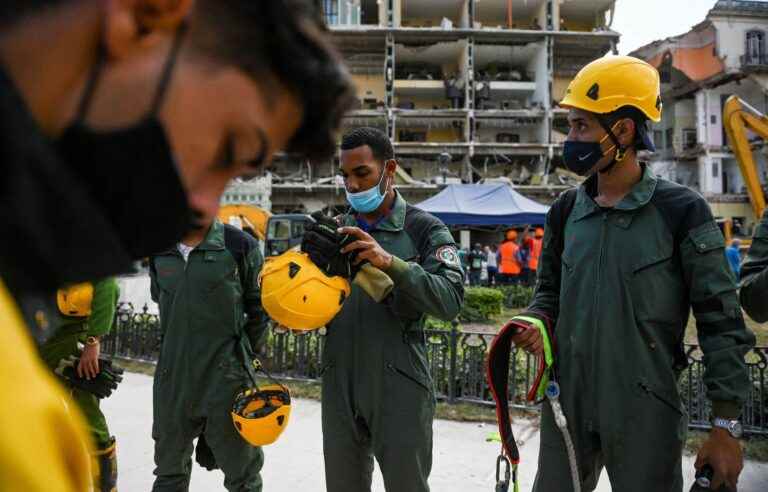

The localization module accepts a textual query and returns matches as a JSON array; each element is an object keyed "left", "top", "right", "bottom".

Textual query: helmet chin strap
[{"left": 596, "top": 117, "right": 628, "bottom": 175}]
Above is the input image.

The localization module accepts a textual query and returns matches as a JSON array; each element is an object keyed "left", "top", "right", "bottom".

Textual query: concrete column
[
  {"left": 549, "top": 0, "right": 560, "bottom": 31},
  {"left": 460, "top": 230, "right": 471, "bottom": 250}
]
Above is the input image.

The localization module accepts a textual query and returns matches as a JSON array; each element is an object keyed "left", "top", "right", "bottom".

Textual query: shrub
[
  {"left": 460, "top": 287, "right": 504, "bottom": 323},
  {"left": 496, "top": 284, "right": 535, "bottom": 309}
]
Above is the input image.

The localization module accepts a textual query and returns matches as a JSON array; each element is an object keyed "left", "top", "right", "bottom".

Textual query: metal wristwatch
[{"left": 712, "top": 417, "right": 743, "bottom": 439}]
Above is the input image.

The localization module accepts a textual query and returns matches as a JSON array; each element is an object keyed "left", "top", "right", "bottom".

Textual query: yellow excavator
[
  {"left": 217, "top": 204, "right": 312, "bottom": 257},
  {"left": 722, "top": 95, "right": 768, "bottom": 245},
  {"left": 218, "top": 204, "right": 272, "bottom": 240}
]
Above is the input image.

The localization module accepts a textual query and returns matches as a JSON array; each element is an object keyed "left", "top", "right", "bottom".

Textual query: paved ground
[{"left": 105, "top": 372, "right": 768, "bottom": 491}]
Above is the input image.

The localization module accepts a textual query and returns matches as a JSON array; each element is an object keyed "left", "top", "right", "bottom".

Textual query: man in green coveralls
[
  {"left": 39, "top": 277, "right": 120, "bottom": 491},
  {"left": 506, "top": 56, "right": 755, "bottom": 492},
  {"left": 149, "top": 217, "right": 268, "bottom": 491},
  {"left": 301, "top": 127, "right": 465, "bottom": 492}
]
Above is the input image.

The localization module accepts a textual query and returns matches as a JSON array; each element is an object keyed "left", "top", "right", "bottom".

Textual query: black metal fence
[{"left": 103, "top": 303, "right": 768, "bottom": 436}]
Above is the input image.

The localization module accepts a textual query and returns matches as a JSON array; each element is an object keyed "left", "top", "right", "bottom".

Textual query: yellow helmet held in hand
[
  {"left": 231, "top": 384, "right": 291, "bottom": 446},
  {"left": 57, "top": 282, "right": 94, "bottom": 317},
  {"left": 259, "top": 251, "right": 351, "bottom": 331},
  {"left": 560, "top": 55, "right": 662, "bottom": 122}
]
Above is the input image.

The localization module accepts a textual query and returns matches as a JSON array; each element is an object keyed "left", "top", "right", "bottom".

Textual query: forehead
[
  {"left": 340, "top": 145, "right": 377, "bottom": 168},
  {"left": 567, "top": 108, "right": 598, "bottom": 124}
]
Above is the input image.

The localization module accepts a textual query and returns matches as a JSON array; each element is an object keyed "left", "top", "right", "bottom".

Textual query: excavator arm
[
  {"left": 723, "top": 95, "right": 768, "bottom": 220},
  {"left": 218, "top": 204, "right": 272, "bottom": 240}
]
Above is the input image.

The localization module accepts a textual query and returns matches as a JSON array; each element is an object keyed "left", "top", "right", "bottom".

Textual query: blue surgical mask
[{"left": 346, "top": 170, "right": 389, "bottom": 213}]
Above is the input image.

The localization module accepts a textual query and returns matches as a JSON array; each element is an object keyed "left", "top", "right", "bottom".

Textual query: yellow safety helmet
[
  {"left": 560, "top": 55, "right": 662, "bottom": 123},
  {"left": 231, "top": 384, "right": 291, "bottom": 446},
  {"left": 259, "top": 251, "right": 351, "bottom": 331},
  {"left": 57, "top": 282, "right": 94, "bottom": 317}
]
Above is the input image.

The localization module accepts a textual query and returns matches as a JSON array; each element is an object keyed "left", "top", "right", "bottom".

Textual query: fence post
[{"left": 448, "top": 320, "right": 459, "bottom": 403}]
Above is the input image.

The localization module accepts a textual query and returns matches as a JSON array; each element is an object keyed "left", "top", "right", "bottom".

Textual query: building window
[
  {"left": 746, "top": 30, "right": 766, "bottom": 64},
  {"left": 653, "top": 130, "right": 663, "bottom": 149},
  {"left": 665, "top": 128, "right": 674, "bottom": 150},
  {"left": 323, "top": 0, "right": 339, "bottom": 25},
  {"left": 682, "top": 129, "right": 697, "bottom": 150},
  {"left": 712, "top": 160, "right": 719, "bottom": 179}
]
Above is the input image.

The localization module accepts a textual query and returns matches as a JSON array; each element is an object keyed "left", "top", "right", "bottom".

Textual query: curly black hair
[{"left": 341, "top": 127, "right": 395, "bottom": 165}]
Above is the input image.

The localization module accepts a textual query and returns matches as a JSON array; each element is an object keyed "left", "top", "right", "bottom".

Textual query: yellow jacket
[{"left": 0, "top": 279, "right": 92, "bottom": 491}]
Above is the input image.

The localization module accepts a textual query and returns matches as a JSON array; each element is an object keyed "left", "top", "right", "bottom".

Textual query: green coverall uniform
[
  {"left": 149, "top": 220, "right": 268, "bottom": 492},
  {"left": 529, "top": 166, "right": 755, "bottom": 492},
  {"left": 322, "top": 191, "right": 464, "bottom": 492},
  {"left": 739, "top": 208, "right": 768, "bottom": 321},
  {"left": 39, "top": 277, "right": 120, "bottom": 449}
]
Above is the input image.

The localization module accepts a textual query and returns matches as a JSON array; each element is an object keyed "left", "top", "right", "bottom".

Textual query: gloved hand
[
  {"left": 301, "top": 211, "right": 358, "bottom": 278},
  {"left": 55, "top": 355, "right": 124, "bottom": 399}
]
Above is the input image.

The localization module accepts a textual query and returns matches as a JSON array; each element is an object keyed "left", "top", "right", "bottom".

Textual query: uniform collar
[
  {"left": 571, "top": 164, "right": 657, "bottom": 222},
  {"left": 347, "top": 190, "right": 407, "bottom": 232},
  {"left": 195, "top": 219, "right": 226, "bottom": 251}
]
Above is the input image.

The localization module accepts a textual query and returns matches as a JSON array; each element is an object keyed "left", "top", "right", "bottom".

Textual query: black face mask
[{"left": 57, "top": 25, "right": 193, "bottom": 258}]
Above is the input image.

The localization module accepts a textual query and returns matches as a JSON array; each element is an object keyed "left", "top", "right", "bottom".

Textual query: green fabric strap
[
  {"left": 514, "top": 315, "right": 554, "bottom": 400},
  {"left": 513, "top": 464, "right": 520, "bottom": 492},
  {"left": 239, "top": 338, "right": 259, "bottom": 387}
]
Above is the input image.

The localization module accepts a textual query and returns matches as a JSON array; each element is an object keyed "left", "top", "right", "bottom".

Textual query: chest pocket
[
  {"left": 375, "top": 231, "right": 418, "bottom": 262},
  {"left": 628, "top": 235, "right": 682, "bottom": 324},
  {"left": 189, "top": 251, "right": 240, "bottom": 295},
  {"left": 153, "top": 256, "right": 184, "bottom": 295}
]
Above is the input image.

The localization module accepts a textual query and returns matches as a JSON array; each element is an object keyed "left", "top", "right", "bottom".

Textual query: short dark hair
[
  {"left": 603, "top": 106, "right": 649, "bottom": 150},
  {"left": 340, "top": 127, "right": 395, "bottom": 164},
  {"left": 192, "top": 0, "right": 355, "bottom": 161}
]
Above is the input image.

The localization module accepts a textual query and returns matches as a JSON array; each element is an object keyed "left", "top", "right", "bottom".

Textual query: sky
[{"left": 612, "top": 0, "right": 720, "bottom": 55}]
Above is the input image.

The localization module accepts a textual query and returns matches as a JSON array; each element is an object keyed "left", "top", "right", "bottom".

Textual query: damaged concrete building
[
  {"left": 632, "top": 0, "right": 768, "bottom": 233},
  {"left": 237, "top": 0, "right": 620, "bottom": 213}
]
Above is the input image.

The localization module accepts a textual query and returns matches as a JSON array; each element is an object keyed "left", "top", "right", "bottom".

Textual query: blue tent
[{"left": 416, "top": 184, "right": 549, "bottom": 226}]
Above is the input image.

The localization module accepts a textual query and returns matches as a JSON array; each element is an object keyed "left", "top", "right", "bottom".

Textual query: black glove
[
  {"left": 195, "top": 434, "right": 219, "bottom": 470},
  {"left": 54, "top": 355, "right": 124, "bottom": 399},
  {"left": 301, "top": 211, "right": 357, "bottom": 278}
]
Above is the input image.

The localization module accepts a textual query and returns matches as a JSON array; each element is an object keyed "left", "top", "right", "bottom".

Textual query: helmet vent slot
[
  {"left": 339, "top": 291, "right": 347, "bottom": 305},
  {"left": 277, "top": 415, "right": 285, "bottom": 426},
  {"left": 587, "top": 83, "right": 599, "bottom": 101},
  {"left": 288, "top": 262, "right": 301, "bottom": 278}
]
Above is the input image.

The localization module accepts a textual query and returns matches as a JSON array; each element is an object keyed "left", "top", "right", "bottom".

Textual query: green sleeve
[
  {"left": 740, "top": 208, "right": 768, "bottom": 322},
  {"left": 681, "top": 221, "right": 756, "bottom": 419},
  {"left": 527, "top": 204, "right": 562, "bottom": 321},
  {"left": 242, "top": 247, "right": 269, "bottom": 350},
  {"left": 86, "top": 277, "right": 120, "bottom": 338},
  {"left": 384, "top": 224, "right": 464, "bottom": 322}
]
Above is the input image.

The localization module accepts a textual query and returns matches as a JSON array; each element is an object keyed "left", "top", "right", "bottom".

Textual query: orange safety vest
[
  {"left": 498, "top": 241, "right": 521, "bottom": 275},
  {"left": 528, "top": 237, "right": 543, "bottom": 271}
]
